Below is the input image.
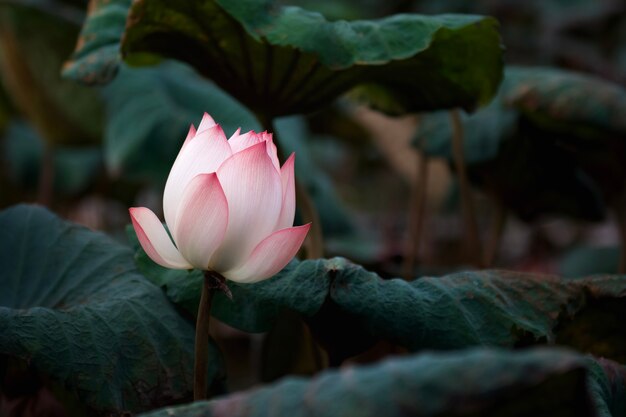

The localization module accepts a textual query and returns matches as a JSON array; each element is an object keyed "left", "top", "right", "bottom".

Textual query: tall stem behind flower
[{"left": 450, "top": 110, "right": 483, "bottom": 268}]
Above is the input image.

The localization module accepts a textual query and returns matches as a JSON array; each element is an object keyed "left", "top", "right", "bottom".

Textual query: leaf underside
[{"left": 65, "top": 0, "right": 504, "bottom": 116}]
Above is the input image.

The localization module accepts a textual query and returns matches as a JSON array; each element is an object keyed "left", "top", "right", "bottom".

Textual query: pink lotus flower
[{"left": 130, "top": 113, "right": 310, "bottom": 283}]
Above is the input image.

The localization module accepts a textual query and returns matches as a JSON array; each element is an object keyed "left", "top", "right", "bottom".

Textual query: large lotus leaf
[
  {"left": 413, "top": 67, "right": 617, "bottom": 221},
  {"left": 413, "top": 105, "right": 595, "bottom": 221},
  {"left": 138, "top": 348, "right": 625, "bottom": 417},
  {"left": 128, "top": 231, "right": 626, "bottom": 365},
  {"left": 0, "top": 0, "right": 104, "bottom": 146},
  {"left": 0, "top": 205, "right": 225, "bottom": 415},
  {"left": 329, "top": 267, "right": 626, "bottom": 362},
  {"left": 415, "top": 66, "right": 626, "bottom": 161},
  {"left": 505, "top": 66, "right": 626, "bottom": 134},
  {"left": 65, "top": 0, "right": 503, "bottom": 116},
  {"left": 101, "top": 61, "right": 260, "bottom": 183},
  {"left": 504, "top": 67, "right": 626, "bottom": 204}
]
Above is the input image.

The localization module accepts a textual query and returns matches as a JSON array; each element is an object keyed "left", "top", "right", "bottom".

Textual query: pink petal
[
  {"left": 212, "top": 142, "right": 283, "bottom": 271},
  {"left": 228, "top": 130, "right": 261, "bottom": 153},
  {"left": 181, "top": 124, "right": 197, "bottom": 149},
  {"left": 228, "top": 128, "right": 242, "bottom": 141},
  {"left": 163, "top": 125, "right": 232, "bottom": 238},
  {"left": 129, "top": 207, "right": 192, "bottom": 269},
  {"left": 275, "top": 153, "right": 296, "bottom": 230},
  {"left": 264, "top": 133, "right": 280, "bottom": 172},
  {"left": 224, "top": 224, "right": 311, "bottom": 283},
  {"left": 197, "top": 112, "right": 216, "bottom": 133},
  {"left": 173, "top": 173, "right": 229, "bottom": 269}
]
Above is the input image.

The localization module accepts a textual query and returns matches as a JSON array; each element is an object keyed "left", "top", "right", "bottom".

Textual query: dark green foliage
[
  {"left": 0, "top": 205, "right": 225, "bottom": 415},
  {"left": 128, "top": 226, "right": 626, "bottom": 365},
  {"left": 414, "top": 66, "right": 626, "bottom": 221},
  {"left": 2, "top": 121, "right": 102, "bottom": 196},
  {"left": 65, "top": 0, "right": 503, "bottom": 116},
  {"left": 0, "top": 0, "right": 104, "bottom": 146},
  {"left": 137, "top": 348, "right": 624, "bottom": 417},
  {"left": 274, "top": 116, "right": 355, "bottom": 237},
  {"left": 61, "top": 0, "right": 132, "bottom": 84},
  {"left": 101, "top": 61, "right": 260, "bottom": 183}
]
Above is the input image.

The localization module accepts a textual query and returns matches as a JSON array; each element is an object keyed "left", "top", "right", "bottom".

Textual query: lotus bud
[{"left": 130, "top": 113, "right": 310, "bottom": 283}]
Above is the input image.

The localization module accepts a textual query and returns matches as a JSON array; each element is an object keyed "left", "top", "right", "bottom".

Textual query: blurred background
[
  {"left": 0, "top": 0, "right": 625, "bottom": 391},
  {"left": 1, "top": 0, "right": 624, "bottom": 278}
]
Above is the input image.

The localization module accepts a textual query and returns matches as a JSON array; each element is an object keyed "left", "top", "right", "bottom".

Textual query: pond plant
[{"left": 1, "top": 0, "right": 625, "bottom": 416}]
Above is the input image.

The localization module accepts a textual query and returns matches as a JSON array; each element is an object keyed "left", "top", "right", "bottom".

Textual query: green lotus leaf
[
  {"left": 128, "top": 231, "right": 626, "bottom": 365},
  {"left": 137, "top": 349, "right": 625, "bottom": 417},
  {"left": 65, "top": 0, "right": 503, "bottom": 116},
  {"left": 413, "top": 66, "right": 626, "bottom": 220},
  {"left": 0, "top": 205, "right": 225, "bottom": 415}
]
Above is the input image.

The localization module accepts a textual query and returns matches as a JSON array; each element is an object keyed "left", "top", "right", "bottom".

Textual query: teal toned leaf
[
  {"left": 414, "top": 107, "right": 607, "bottom": 221},
  {"left": 504, "top": 67, "right": 626, "bottom": 206},
  {"left": 560, "top": 246, "right": 620, "bottom": 278},
  {"left": 0, "top": 205, "right": 225, "bottom": 415},
  {"left": 505, "top": 66, "right": 626, "bottom": 134},
  {"left": 129, "top": 241, "right": 626, "bottom": 364},
  {"left": 0, "top": 0, "right": 104, "bottom": 146},
  {"left": 101, "top": 61, "right": 260, "bottom": 183},
  {"left": 138, "top": 348, "right": 623, "bottom": 417},
  {"left": 586, "top": 356, "right": 626, "bottom": 417},
  {"left": 66, "top": 0, "right": 503, "bottom": 116},
  {"left": 414, "top": 66, "right": 626, "bottom": 160},
  {"left": 413, "top": 66, "right": 626, "bottom": 221},
  {"left": 329, "top": 267, "right": 626, "bottom": 362},
  {"left": 62, "top": 0, "right": 132, "bottom": 84}
]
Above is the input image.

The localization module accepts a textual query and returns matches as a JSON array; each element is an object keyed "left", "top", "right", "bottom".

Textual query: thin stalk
[
  {"left": 483, "top": 198, "right": 507, "bottom": 268},
  {"left": 402, "top": 153, "right": 429, "bottom": 280},
  {"left": 256, "top": 113, "right": 324, "bottom": 259},
  {"left": 38, "top": 143, "right": 54, "bottom": 207},
  {"left": 450, "top": 110, "right": 483, "bottom": 268},
  {"left": 194, "top": 271, "right": 231, "bottom": 401}
]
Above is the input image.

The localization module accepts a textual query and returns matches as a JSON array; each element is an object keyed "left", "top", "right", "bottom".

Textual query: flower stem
[
  {"left": 194, "top": 271, "right": 230, "bottom": 401},
  {"left": 403, "top": 152, "right": 429, "bottom": 280},
  {"left": 450, "top": 109, "right": 483, "bottom": 268}
]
